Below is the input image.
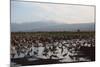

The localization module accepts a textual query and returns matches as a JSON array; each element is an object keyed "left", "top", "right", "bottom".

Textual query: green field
[{"left": 11, "top": 31, "right": 95, "bottom": 39}]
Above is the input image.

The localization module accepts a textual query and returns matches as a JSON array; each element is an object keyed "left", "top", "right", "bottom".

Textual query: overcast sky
[{"left": 11, "top": 1, "right": 95, "bottom": 24}]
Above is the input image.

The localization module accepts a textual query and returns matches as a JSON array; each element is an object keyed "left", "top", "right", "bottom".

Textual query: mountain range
[{"left": 11, "top": 21, "right": 95, "bottom": 32}]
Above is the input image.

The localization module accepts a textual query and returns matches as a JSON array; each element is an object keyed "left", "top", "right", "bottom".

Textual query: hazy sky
[{"left": 11, "top": 1, "right": 95, "bottom": 24}]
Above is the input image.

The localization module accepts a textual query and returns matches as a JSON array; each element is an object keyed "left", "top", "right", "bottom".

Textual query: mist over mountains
[{"left": 11, "top": 21, "right": 95, "bottom": 32}]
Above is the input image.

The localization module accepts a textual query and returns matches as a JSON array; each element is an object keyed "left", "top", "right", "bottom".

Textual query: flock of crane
[{"left": 11, "top": 33, "right": 95, "bottom": 63}]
